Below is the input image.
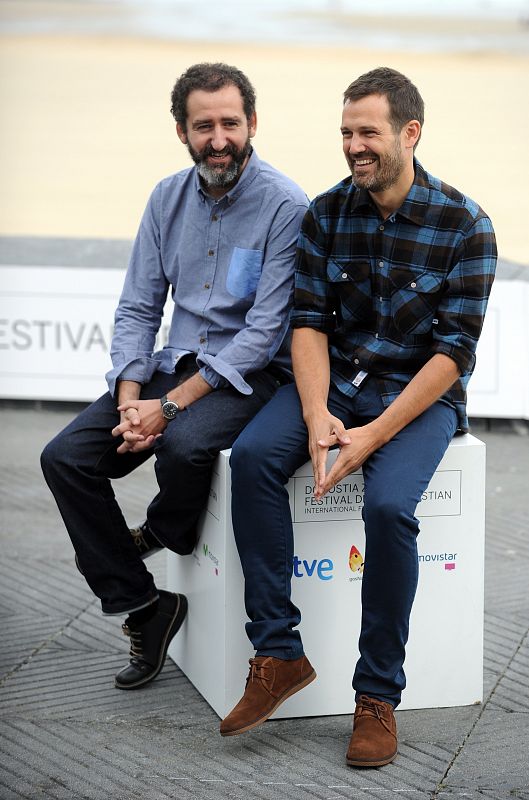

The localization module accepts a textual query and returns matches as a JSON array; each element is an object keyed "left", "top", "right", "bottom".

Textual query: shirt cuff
[
  {"left": 198, "top": 364, "right": 229, "bottom": 390},
  {"left": 196, "top": 354, "right": 253, "bottom": 395},
  {"left": 291, "top": 310, "right": 336, "bottom": 334},
  {"left": 431, "top": 341, "right": 476, "bottom": 377},
  {"left": 105, "top": 357, "right": 159, "bottom": 397}
]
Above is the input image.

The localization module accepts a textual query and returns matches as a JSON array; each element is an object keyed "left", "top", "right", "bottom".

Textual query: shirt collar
[
  {"left": 194, "top": 147, "right": 260, "bottom": 205},
  {"left": 396, "top": 159, "right": 430, "bottom": 225},
  {"left": 346, "top": 158, "right": 430, "bottom": 226}
]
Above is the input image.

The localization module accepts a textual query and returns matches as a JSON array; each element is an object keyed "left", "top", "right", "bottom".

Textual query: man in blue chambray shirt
[
  {"left": 41, "top": 63, "right": 307, "bottom": 691},
  {"left": 222, "top": 68, "right": 496, "bottom": 767}
]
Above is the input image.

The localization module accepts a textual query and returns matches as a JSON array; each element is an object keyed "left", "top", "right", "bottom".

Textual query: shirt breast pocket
[
  {"left": 326, "top": 258, "right": 372, "bottom": 324},
  {"left": 226, "top": 247, "right": 263, "bottom": 299},
  {"left": 389, "top": 268, "right": 445, "bottom": 335}
]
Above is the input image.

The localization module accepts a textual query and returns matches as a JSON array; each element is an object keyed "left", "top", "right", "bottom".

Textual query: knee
[
  {"left": 40, "top": 432, "right": 70, "bottom": 482},
  {"left": 230, "top": 425, "right": 277, "bottom": 485},
  {"left": 363, "top": 490, "right": 421, "bottom": 557},
  {"left": 156, "top": 429, "right": 209, "bottom": 470},
  {"left": 230, "top": 431, "right": 251, "bottom": 471},
  {"left": 363, "top": 496, "right": 412, "bottom": 536}
]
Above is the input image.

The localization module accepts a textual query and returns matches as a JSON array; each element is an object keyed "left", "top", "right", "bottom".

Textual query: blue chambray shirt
[{"left": 106, "top": 150, "right": 308, "bottom": 397}]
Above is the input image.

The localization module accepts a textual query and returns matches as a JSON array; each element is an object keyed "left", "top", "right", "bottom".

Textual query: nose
[
  {"left": 347, "top": 134, "right": 366, "bottom": 155},
  {"left": 211, "top": 125, "right": 228, "bottom": 152}
]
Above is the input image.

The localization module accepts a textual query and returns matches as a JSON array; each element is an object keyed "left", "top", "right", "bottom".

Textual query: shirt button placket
[
  {"left": 201, "top": 209, "right": 220, "bottom": 349},
  {"left": 374, "top": 219, "right": 388, "bottom": 341}
]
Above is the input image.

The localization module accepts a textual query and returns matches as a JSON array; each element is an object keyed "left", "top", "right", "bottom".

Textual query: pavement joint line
[
  {"left": 0, "top": 593, "right": 98, "bottom": 691},
  {"left": 431, "top": 624, "right": 529, "bottom": 798}
]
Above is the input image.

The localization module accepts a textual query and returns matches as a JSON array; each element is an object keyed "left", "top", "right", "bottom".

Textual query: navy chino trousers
[
  {"left": 230, "top": 378, "right": 458, "bottom": 707},
  {"left": 41, "top": 361, "right": 278, "bottom": 615}
]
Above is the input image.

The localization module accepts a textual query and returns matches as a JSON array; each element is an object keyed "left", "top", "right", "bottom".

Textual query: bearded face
[
  {"left": 187, "top": 138, "right": 252, "bottom": 190},
  {"left": 346, "top": 134, "right": 405, "bottom": 193}
]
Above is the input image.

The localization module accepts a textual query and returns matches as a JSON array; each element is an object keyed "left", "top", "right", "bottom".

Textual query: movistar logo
[
  {"left": 202, "top": 543, "right": 219, "bottom": 568},
  {"left": 418, "top": 551, "right": 457, "bottom": 570}
]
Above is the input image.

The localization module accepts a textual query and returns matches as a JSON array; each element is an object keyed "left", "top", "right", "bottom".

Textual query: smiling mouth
[
  {"left": 353, "top": 157, "right": 377, "bottom": 167},
  {"left": 207, "top": 154, "right": 231, "bottom": 169}
]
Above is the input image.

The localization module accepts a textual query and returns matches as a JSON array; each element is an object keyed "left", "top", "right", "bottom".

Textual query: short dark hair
[
  {"left": 170, "top": 63, "right": 256, "bottom": 131},
  {"left": 343, "top": 67, "right": 424, "bottom": 143}
]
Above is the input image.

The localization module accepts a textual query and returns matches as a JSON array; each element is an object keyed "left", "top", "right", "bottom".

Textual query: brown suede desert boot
[
  {"left": 346, "top": 695, "right": 398, "bottom": 767},
  {"left": 220, "top": 655, "right": 316, "bottom": 736}
]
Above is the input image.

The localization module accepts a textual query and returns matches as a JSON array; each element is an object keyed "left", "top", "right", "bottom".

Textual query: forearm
[
  {"left": 117, "top": 380, "right": 142, "bottom": 406},
  {"left": 367, "top": 353, "right": 460, "bottom": 448},
  {"left": 292, "top": 328, "right": 331, "bottom": 419},
  {"left": 166, "top": 371, "right": 213, "bottom": 410}
]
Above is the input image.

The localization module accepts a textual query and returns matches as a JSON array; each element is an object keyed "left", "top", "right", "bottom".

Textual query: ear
[
  {"left": 403, "top": 119, "right": 421, "bottom": 150},
  {"left": 248, "top": 111, "right": 257, "bottom": 138},
  {"left": 176, "top": 122, "right": 188, "bottom": 144}
]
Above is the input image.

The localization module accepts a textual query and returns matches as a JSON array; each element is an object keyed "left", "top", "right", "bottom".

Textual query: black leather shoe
[
  {"left": 75, "top": 521, "right": 163, "bottom": 576},
  {"left": 115, "top": 590, "right": 187, "bottom": 690}
]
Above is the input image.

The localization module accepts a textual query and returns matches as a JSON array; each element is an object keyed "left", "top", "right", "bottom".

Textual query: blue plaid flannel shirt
[{"left": 291, "top": 160, "right": 497, "bottom": 432}]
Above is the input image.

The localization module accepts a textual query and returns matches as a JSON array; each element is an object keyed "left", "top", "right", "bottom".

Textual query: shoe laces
[
  {"left": 246, "top": 658, "right": 273, "bottom": 688},
  {"left": 130, "top": 524, "right": 149, "bottom": 553},
  {"left": 356, "top": 696, "right": 395, "bottom": 736},
  {"left": 122, "top": 623, "right": 144, "bottom": 660}
]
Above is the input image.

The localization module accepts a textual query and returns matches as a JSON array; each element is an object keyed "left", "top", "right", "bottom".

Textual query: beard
[
  {"left": 187, "top": 139, "right": 252, "bottom": 189},
  {"left": 347, "top": 137, "right": 405, "bottom": 193}
]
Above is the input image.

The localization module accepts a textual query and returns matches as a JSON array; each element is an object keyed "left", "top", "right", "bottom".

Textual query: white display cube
[{"left": 168, "top": 434, "right": 485, "bottom": 718}]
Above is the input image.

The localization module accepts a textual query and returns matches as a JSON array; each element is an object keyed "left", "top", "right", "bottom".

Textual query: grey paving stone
[{"left": 441, "top": 709, "right": 529, "bottom": 791}]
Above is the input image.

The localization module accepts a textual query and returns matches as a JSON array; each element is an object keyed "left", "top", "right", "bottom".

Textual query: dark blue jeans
[
  {"left": 41, "top": 364, "right": 278, "bottom": 615},
  {"left": 230, "top": 378, "right": 458, "bottom": 707}
]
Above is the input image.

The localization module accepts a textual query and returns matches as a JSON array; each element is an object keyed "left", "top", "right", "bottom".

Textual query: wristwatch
[{"left": 160, "top": 394, "right": 181, "bottom": 420}]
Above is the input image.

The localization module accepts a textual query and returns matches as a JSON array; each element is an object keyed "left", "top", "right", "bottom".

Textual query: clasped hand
[
  {"left": 308, "top": 412, "right": 377, "bottom": 499},
  {"left": 112, "top": 398, "right": 167, "bottom": 454}
]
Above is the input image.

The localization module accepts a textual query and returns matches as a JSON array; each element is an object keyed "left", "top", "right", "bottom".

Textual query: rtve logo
[{"left": 293, "top": 555, "right": 333, "bottom": 580}]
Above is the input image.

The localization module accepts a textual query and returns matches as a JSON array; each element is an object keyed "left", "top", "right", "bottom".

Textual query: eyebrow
[
  {"left": 192, "top": 115, "right": 242, "bottom": 127},
  {"left": 340, "top": 124, "right": 384, "bottom": 134}
]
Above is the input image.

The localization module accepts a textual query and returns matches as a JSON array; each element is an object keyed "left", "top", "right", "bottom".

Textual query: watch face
[{"left": 162, "top": 400, "right": 179, "bottom": 420}]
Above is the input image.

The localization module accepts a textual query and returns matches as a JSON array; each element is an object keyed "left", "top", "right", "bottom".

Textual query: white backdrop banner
[
  {"left": 1, "top": 264, "right": 528, "bottom": 417},
  {"left": 0, "top": 265, "right": 171, "bottom": 401}
]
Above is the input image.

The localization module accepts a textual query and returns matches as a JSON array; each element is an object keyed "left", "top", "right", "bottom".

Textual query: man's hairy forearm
[
  {"left": 166, "top": 371, "right": 213, "bottom": 411},
  {"left": 291, "top": 328, "right": 330, "bottom": 419},
  {"left": 117, "top": 380, "right": 142, "bottom": 405}
]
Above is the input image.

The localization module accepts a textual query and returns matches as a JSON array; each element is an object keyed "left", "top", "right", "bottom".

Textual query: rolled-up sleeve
[
  {"left": 291, "top": 205, "right": 336, "bottom": 334},
  {"left": 431, "top": 213, "right": 497, "bottom": 376},
  {"left": 196, "top": 199, "right": 307, "bottom": 394},
  {"left": 105, "top": 183, "right": 169, "bottom": 396}
]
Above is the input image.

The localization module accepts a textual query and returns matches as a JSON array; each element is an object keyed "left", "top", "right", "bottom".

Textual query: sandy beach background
[{"left": 1, "top": 1, "right": 528, "bottom": 265}]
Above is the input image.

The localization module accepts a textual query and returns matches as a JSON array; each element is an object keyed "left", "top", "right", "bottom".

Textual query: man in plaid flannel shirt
[{"left": 221, "top": 68, "right": 497, "bottom": 766}]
